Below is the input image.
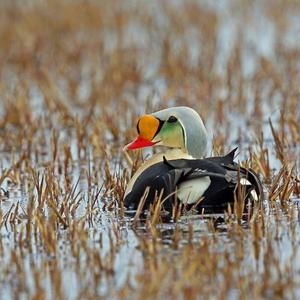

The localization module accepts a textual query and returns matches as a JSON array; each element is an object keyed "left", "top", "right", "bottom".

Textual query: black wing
[{"left": 124, "top": 148, "right": 263, "bottom": 213}]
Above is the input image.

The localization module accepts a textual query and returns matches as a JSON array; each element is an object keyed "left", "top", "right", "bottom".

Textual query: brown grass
[{"left": 0, "top": 0, "right": 299, "bottom": 299}]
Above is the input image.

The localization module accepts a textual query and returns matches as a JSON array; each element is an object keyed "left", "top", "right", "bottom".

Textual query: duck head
[{"left": 125, "top": 106, "right": 207, "bottom": 158}]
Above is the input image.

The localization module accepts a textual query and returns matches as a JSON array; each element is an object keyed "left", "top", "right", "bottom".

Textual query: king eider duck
[{"left": 123, "top": 106, "right": 263, "bottom": 214}]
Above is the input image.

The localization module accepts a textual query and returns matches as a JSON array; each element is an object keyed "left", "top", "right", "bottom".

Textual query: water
[{"left": 0, "top": 0, "right": 299, "bottom": 298}]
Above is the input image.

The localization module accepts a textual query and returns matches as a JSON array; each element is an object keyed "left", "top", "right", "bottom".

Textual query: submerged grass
[{"left": 0, "top": 0, "right": 300, "bottom": 299}]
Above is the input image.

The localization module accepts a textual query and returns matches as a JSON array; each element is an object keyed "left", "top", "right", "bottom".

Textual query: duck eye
[{"left": 167, "top": 116, "right": 177, "bottom": 123}]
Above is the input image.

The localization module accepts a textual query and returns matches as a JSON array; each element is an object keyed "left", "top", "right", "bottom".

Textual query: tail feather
[{"left": 240, "top": 166, "right": 264, "bottom": 202}]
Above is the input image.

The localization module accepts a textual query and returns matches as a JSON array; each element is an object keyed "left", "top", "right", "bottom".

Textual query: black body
[{"left": 124, "top": 149, "right": 263, "bottom": 213}]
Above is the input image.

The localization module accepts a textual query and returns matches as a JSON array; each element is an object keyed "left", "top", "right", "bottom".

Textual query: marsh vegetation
[{"left": 0, "top": 0, "right": 299, "bottom": 299}]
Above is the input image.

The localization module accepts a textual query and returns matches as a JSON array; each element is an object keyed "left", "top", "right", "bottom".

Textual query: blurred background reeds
[{"left": 0, "top": 0, "right": 299, "bottom": 299}]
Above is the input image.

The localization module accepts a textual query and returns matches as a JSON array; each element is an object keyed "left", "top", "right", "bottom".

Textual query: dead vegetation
[{"left": 0, "top": 0, "right": 299, "bottom": 299}]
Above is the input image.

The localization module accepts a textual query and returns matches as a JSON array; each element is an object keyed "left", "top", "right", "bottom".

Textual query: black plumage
[{"left": 124, "top": 148, "right": 263, "bottom": 213}]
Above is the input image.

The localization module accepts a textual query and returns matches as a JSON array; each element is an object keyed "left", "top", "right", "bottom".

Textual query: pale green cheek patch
[{"left": 156, "top": 122, "right": 185, "bottom": 148}]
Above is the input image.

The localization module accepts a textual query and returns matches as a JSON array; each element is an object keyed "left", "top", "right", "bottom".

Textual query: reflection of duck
[{"left": 124, "top": 106, "right": 263, "bottom": 213}]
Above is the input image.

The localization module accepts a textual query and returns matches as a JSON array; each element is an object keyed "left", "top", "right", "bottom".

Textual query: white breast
[
  {"left": 124, "top": 149, "right": 194, "bottom": 197},
  {"left": 177, "top": 176, "right": 211, "bottom": 204}
]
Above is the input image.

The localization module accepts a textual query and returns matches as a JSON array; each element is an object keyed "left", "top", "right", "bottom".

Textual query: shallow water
[{"left": 0, "top": 0, "right": 299, "bottom": 299}]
